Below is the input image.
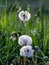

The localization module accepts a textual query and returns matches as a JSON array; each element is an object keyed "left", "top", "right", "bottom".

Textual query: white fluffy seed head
[
  {"left": 18, "top": 10, "right": 31, "bottom": 21},
  {"left": 20, "top": 46, "right": 34, "bottom": 57},
  {"left": 18, "top": 35, "right": 32, "bottom": 46}
]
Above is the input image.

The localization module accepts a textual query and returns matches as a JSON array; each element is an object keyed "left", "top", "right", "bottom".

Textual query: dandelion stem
[
  {"left": 22, "top": 21, "right": 28, "bottom": 34},
  {"left": 24, "top": 57, "right": 26, "bottom": 65},
  {"left": 21, "top": 60, "right": 22, "bottom": 65},
  {"left": 34, "top": 52, "right": 37, "bottom": 65}
]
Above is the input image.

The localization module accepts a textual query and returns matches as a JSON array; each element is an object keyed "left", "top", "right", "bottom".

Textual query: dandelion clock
[
  {"left": 20, "top": 46, "right": 34, "bottom": 65},
  {"left": 18, "top": 11, "right": 31, "bottom": 21},
  {"left": 20, "top": 46, "right": 34, "bottom": 57},
  {"left": 18, "top": 35, "right": 32, "bottom": 46}
]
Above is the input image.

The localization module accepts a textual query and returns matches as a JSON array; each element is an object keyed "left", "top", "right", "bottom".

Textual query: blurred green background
[{"left": 0, "top": 0, "right": 49, "bottom": 65}]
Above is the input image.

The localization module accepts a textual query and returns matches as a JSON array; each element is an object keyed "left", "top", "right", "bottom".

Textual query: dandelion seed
[
  {"left": 20, "top": 46, "right": 34, "bottom": 57},
  {"left": 18, "top": 35, "right": 32, "bottom": 46},
  {"left": 18, "top": 11, "right": 31, "bottom": 21},
  {"left": 31, "top": 29, "right": 37, "bottom": 36}
]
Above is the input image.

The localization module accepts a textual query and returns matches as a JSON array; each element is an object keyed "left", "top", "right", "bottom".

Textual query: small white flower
[
  {"left": 20, "top": 46, "right": 34, "bottom": 57},
  {"left": 18, "top": 10, "right": 31, "bottom": 21},
  {"left": 18, "top": 35, "right": 32, "bottom": 46}
]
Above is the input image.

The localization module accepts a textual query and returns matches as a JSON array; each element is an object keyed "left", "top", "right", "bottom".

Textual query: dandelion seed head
[
  {"left": 18, "top": 35, "right": 32, "bottom": 46},
  {"left": 20, "top": 46, "right": 34, "bottom": 57},
  {"left": 18, "top": 10, "right": 31, "bottom": 21}
]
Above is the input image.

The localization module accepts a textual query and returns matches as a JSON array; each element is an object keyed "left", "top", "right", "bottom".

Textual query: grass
[{"left": 0, "top": 0, "right": 49, "bottom": 65}]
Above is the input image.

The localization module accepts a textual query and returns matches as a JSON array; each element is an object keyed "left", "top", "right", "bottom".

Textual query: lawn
[{"left": 0, "top": 0, "right": 49, "bottom": 65}]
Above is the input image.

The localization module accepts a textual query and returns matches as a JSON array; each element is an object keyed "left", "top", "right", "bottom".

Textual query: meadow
[{"left": 0, "top": 0, "right": 49, "bottom": 65}]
